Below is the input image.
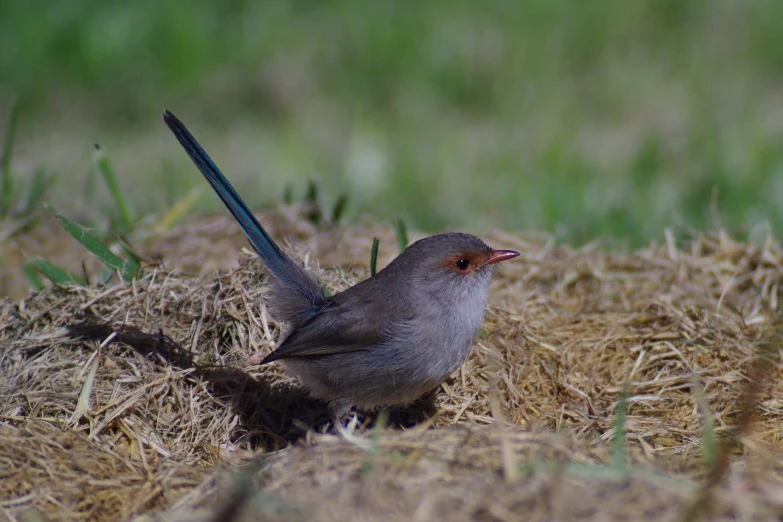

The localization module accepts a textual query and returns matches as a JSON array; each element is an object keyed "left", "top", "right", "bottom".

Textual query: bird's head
[{"left": 390, "top": 233, "right": 519, "bottom": 301}]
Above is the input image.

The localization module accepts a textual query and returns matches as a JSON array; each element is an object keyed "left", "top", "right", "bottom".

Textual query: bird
[{"left": 163, "top": 109, "right": 519, "bottom": 419}]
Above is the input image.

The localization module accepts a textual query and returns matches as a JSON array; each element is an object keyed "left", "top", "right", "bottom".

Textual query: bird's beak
[{"left": 486, "top": 249, "right": 520, "bottom": 265}]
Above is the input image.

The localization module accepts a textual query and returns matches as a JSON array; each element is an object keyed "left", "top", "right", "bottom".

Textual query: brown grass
[{"left": 2, "top": 208, "right": 783, "bottom": 521}]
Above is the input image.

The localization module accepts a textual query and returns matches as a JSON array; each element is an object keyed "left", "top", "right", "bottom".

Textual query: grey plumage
[
  {"left": 163, "top": 110, "right": 518, "bottom": 419},
  {"left": 275, "top": 233, "right": 499, "bottom": 416}
]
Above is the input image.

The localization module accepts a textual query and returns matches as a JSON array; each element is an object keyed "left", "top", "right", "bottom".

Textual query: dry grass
[{"left": 2, "top": 208, "right": 783, "bottom": 521}]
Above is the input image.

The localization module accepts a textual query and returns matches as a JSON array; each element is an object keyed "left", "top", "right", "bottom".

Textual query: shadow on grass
[{"left": 66, "top": 316, "right": 437, "bottom": 451}]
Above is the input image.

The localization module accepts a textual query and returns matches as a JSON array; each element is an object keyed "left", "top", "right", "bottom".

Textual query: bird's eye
[{"left": 455, "top": 258, "right": 470, "bottom": 270}]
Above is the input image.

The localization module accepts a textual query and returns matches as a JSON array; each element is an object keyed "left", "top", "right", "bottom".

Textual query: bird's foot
[
  {"left": 330, "top": 399, "right": 375, "bottom": 434},
  {"left": 334, "top": 413, "right": 362, "bottom": 438}
]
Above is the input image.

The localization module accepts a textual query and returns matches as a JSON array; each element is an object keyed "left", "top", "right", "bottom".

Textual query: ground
[{"left": 2, "top": 208, "right": 783, "bottom": 521}]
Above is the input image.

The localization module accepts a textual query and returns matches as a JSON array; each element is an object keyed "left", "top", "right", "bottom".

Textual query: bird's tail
[{"left": 163, "top": 109, "right": 327, "bottom": 325}]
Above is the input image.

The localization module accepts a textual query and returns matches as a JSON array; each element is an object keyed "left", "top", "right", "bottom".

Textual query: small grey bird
[{"left": 163, "top": 110, "right": 519, "bottom": 418}]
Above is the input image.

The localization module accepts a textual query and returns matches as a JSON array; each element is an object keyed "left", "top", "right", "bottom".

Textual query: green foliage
[
  {"left": 3, "top": 2, "right": 783, "bottom": 243},
  {"left": 24, "top": 260, "right": 85, "bottom": 287},
  {"left": 18, "top": 137, "right": 149, "bottom": 290},
  {"left": 0, "top": 99, "right": 52, "bottom": 223},
  {"left": 21, "top": 263, "right": 45, "bottom": 290},
  {"left": 24, "top": 166, "right": 50, "bottom": 215},
  {"left": 46, "top": 205, "right": 141, "bottom": 282},
  {"left": 370, "top": 237, "right": 379, "bottom": 276},
  {"left": 1, "top": 98, "right": 19, "bottom": 216},
  {"left": 93, "top": 145, "right": 134, "bottom": 234},
  {"left": 331, "top": 194, "right": 348, "bottom": 224},
  {"left": 282, "top": 184, "right": 294, "bottom": 206},
  {"left": 304, "top": 176, "right": 323, "bottom": 224},
  {"left": 279, "top": 175, "right": 348, "bottom": 225}
]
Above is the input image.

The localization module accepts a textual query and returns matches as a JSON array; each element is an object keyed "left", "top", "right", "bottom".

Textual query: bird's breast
[{"left": 411, "top": 299, "right": 485, "bottom": 377}]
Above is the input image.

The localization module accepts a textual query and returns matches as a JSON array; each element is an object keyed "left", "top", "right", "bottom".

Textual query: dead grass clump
[
  {"left": 0, "top": 421, "right": 206, "bottom": 520},
  {"left": 2, "top": 211, "right": 783, "bottom": 521},
  {"left": 161, "top": 425, "right": 783, "bottom": 522}
]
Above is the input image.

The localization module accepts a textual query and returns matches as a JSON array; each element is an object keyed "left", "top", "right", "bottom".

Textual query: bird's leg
[{"left": 328, "top": 399, "right": 356, "bottom": 427}]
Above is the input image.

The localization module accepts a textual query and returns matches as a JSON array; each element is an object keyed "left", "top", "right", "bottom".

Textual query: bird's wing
[
  {"left": 260, "top": 290, "right": 408, "bottom": 363},
  {"left": 260, "top": 310, "right": 384, "bottom": 363}
]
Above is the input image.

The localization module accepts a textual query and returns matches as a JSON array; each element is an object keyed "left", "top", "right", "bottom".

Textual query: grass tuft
[
  {"left": 24, "top": 259, "right": 85, "bottom": 286},
  {"left": 21, "top": 263, "right": 45, "bottom": 290},
  {"left": 93, "top": 144, "right": 134, "bottom": 234},
  {"left": 46, "top": 204, "right": 140, "bottom": 282},
  {"left": 0, "top": 99, "right": 51, "bottom": 224},
  {"left": 304, "top": 175, "right": 323, "bottom": 224},
  {"left": 24, "top": 166, "right": 51, "bottom": 215}
]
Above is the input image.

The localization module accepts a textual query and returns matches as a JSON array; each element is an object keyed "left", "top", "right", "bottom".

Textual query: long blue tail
[{"left": 163, "top": 109, "right": 326, "bottom": 321}]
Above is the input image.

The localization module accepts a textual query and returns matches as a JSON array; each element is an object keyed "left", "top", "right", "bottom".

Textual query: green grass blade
[
  {"left": 93, "top": 144, "right": 133, "bottom": 233},
  {"left": 282, "top": 183, "right": 293, "bottom": 205},
  {"left": 370, "top": 237, "right": 380, "bottom": 276},
  {"left": 305, "top": 176, "right": 319, "bottom": 203},
  {"left": 1, "top": 98, "right": 21, "bottom": 215},
  {"left": 117, "top": 237, "right": 143, "bottom": 278},
  {"left": 395, "top": 219, "right": 408, "bottom": 251},
  {"left": 692, "top": 378, "right": 717, "bottom": 469},
  {"left": 332, "top": 194, "right": 348, "bottom": 223},
  {"left": 24, "top": 166, "right": 50, "bottom": 215},
  {"left": 370, "top": 237, "right": 381, "bottom": 277},
  {"left": 29, "top": 259, "right": 85, "bottom": 286},
  {"left": 22, "top": 263, "right": 45, "bottom": 290},
  {"left": 613, "top": 383, "right": 630, "bottom": 474},
  {"left": 81, "top": 260, "right": 91, "bottom": 286},
  {"left": 305, "top": 175, "right": 323, "bottom": 224},
  {"left": 48, "top": 205, "right": 139, "bottom": 281},
  {"left": 362, "top": 409, "right": 389, "bottom": 475},
  {"left": 101, "top": 264, "right": 114, "bottom": 284}
]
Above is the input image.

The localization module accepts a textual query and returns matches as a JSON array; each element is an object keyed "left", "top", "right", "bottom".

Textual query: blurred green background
[{"left": 2, "top": 0, "right": 783, "bottom": 245}]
